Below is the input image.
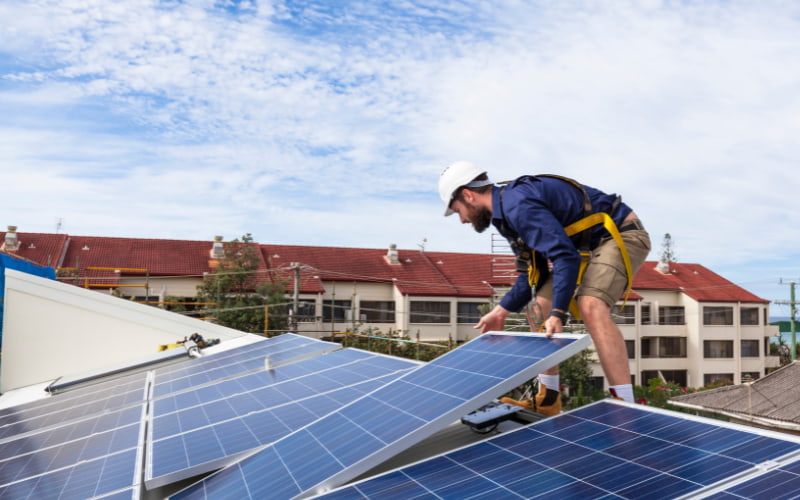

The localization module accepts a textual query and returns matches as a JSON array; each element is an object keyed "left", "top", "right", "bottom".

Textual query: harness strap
[{"left": 562, "top": 212, "right": 634, "bottom": 319}]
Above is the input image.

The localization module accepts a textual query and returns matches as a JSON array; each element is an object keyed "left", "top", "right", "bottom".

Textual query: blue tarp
[{"left": 0, "top": 253, "right": 56, "bottom": 349}]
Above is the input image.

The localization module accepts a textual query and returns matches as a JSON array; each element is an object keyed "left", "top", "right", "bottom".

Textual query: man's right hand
[{"left": 475, "top": 304, "right": 510, "bottom": 333}]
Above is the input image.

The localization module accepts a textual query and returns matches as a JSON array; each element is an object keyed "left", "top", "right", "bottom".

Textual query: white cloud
[{"left": 1, "top": 0, "right": 799, "bottom": 301}]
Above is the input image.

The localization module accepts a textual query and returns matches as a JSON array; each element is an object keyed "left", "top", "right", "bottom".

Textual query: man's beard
[{"left": 469, "top": 205, "right": 492, "bottom": 233}]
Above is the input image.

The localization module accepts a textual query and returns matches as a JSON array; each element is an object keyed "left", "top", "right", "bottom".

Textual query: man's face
[{"left": 451, "top": 195, "right": 492, "bottom": 233}]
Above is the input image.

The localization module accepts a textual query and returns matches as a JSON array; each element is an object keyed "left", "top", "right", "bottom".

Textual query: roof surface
[
  {"left": 670, "top": 362, "right": 800, "bottom": 426},
  {"left": 1, "top": 229, "right": 769, "bottom": 302}
]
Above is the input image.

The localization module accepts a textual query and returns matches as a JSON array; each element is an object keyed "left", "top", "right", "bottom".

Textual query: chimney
[
  {"left": 210, "top": 236, "right": 224, "bottom": 259},
  {"left": 384, "top": 243, "right": 400, "bottom": 265},
  {"left": 2, "top": 225, "right": 20, "bottom": 252},
  {"left": 654, "top": 259, "right": 670, "bottom": 274}
]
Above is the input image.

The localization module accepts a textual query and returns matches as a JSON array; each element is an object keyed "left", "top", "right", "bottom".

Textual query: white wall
[{"left": 1, "top": 269, "right": 255, "bottom": 392}]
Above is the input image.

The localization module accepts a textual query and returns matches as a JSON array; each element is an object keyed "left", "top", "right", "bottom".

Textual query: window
[
  {"left": 740, "top": 307, "right": 759, "bottom": 326},
  {"left": 360, "top": 301, "right": 395, "bottom": 323},
  {"left": 625, "top": 340, "right": 635, "bottom": 359},
  {"left": 457, "top": 302, "right": 485, "bottom": 324},
  {"left": 704, "top": 306, "right": 733, "bottom": 326},
  {"left": 613, "top": 305, "right": 635, "bottom": 325},
  {"left": 741, "top": 339, "right": 759, "bottom": 357},
  {"left": 323, "top": 300, "right": 351, "bottom": 323},
  {"left": 641, "top": 337, "right": 686, "bottom": 358},
  {"left": 704, "top": 373, "right": 733, "bottom": 386},
  {"left": 410, "top": 301, "right": 450, "bottom": 323},
  {"left": 642, "top": 370, "right": 687, "bottom": 387},
  {"left": 659, "top": 337, "right": 687, "bottom": 358},
  {"left": 295, "top": 300, "right": 317, "bottom": 322},
  {"left": 704, "top": 340, "right": 734, "bottom": 358},
  {"left": 661, "top": 370, "right": 688, "bottom": 387},
  {"left": 641, "top": 304, "right": 652, "bottom": 325},
  {"left": 659, "top": 306, "right": 685, "bottom": 325},
  {"left": 741, "top": 372, "right": 760, "bottom": 382},
  {"left": 641, "top": 338, "right": 655, "bottom": 358},
  {"left": 641, "top": 371, "right": 659, "bottom": 385}
]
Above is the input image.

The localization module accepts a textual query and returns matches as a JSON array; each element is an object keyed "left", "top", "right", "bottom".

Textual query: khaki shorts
[{"left": 536, "top": 227, "right": 651, "bottom": 308}]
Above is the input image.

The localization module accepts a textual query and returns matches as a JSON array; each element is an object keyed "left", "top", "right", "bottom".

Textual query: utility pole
[
  {"left": 776, "top": 280, "right": 798, "bottom": 362},
  {"left": 291, "top": 262, "right": 300, "bottom": 333}
]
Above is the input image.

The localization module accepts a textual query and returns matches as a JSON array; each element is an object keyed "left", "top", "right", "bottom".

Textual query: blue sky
[{"left": 1, "top": 0, "right": 799, "bottom": 311}]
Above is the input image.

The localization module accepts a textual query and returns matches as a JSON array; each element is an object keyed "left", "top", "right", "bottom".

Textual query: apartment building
[{"left": 1, "top": 226, "right": 780, "bottom": 389}]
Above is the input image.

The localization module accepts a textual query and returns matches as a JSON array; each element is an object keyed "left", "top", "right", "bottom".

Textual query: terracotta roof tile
[
  {"left": 633, "top": 261, "right": 767, "bottom": 303},
  {"left": 261, "top": 244, "right": 515, "bottom": 297},
  {"left": 1, "top": 231, "right": 768, "bottom": 304},
  {"left": 0, "top": 231, "right": 68, "bottom": 268}
]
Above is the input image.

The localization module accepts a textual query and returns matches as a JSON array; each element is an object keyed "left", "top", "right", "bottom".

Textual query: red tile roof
[
  {"left": 633, "top": 261, "right": 768, "bottom": 303},
  {"left": 0, "top": 231, "right": 68, "bottom": 268},
  {"left": 261, "top": 244, "right": 513, "bottom": 297},
  {"left": 0, "top": 229, "right": 769, "bottom": 303}
]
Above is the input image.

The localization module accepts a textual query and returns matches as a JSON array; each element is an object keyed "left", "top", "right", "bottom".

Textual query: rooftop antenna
[
  {"left": 55, "top": 218, "right": 64, "bottom": 234},
  {"left": 418, "top": 237, "right": 427, "bottom": 252}
]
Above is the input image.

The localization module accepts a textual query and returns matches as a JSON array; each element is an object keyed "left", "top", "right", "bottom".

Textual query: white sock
[
  {"left": 538, "top": 374, "right": 560, "bottom": 392},
  {"left": 609, "top": 384, "right": 634, "bottom": 403}
]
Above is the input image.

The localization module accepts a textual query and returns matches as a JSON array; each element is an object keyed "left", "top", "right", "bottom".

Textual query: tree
[
  {"left": 661, "top": 233, "right": 678, "bottom": 262},
  {"left": 195, "top": 234, "right": 288, "bottom": 335},
  {"left": 558, "top": 348, "right": 595, "bottom": 408}
]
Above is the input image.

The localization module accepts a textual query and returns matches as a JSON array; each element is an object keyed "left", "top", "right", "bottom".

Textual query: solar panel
[
  {"left": 0, "top": 403, "right": 146, "bottom": 499},
  {"left": 169, "top": 332, "right": 590, "bottom": 499},
  {"left": 0, "top": 372, "right": 149, "bottom": 441},
  {"left": 146, "top": 348, "right": 418, "bottom": 488},
  {"left": 314, "top": 400, "right": 800, "bottom": 500},
  {"left": 151, "top": 334, "right": 340, "bottom": 398}
]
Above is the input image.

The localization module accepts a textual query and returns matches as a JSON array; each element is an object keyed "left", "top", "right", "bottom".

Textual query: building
[{"left": 1, "top": 225, "right": 781, "bottom": 390}]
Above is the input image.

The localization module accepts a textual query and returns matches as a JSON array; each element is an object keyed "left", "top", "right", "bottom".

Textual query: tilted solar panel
[
  {"left": 0, "top": 403, "right": 146, "bottom": 499},
  {"left": 313, "top": 400, "right": 800, "bottom": 500},
  {"left": 0, "top": 373, "right": 148, "bottom": 441},
  {"left": 151, "top": 334, "right": 340, "bottom": 398},
  {"left": 146, "top": 349, "right": 418, "bottom": 488},
  {"left": 169, "top": 332, "right": 591, "bottom": 500}
]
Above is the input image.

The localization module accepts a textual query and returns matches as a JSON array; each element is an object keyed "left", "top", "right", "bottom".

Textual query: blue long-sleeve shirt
[{"left": 492, "top": 175, "right": 632, "bottom": 314}]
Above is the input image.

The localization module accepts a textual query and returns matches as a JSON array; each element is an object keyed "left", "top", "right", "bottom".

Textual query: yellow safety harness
[{"left": 499, "top": 175, "right": 634, "bottom": 320}]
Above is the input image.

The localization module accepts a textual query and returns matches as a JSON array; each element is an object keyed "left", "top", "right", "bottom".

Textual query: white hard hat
[{"left": 438, "top": 161, "right": 492, "bottom": 216}]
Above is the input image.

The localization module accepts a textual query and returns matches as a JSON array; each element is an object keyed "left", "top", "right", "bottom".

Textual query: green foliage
[
  {"left": 195, "top": 234, "right": 288, "bottom": 335},
  {"left": 559, "top": 348, "right": 595, "bottom": 409},
  {"left": 633, "top": 378, "right": 692, "bottom": 410},
  {"left": 661, "top": 233, "right": 678, "bottom": 262},
  {"left": 633, "top": 377, "right": 733, "bottom": 415}
]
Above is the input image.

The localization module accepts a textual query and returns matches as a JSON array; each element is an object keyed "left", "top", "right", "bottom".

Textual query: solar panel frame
[{"left": 170, "top": 331, "right": 591, "bottom": 500}]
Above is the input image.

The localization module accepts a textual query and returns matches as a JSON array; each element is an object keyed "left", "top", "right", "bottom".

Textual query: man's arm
[{"left": 475, "top": 304, "right": 510, "bottom": 333}]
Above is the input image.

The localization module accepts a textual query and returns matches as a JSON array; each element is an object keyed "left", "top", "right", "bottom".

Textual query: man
[{"left": 439, "top": 161, "right": 651, "bottom": 415}]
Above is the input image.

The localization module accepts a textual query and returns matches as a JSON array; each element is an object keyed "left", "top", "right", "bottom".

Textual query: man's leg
[{"left": 578, "top": 295, "right": 633, "bottom": 402}]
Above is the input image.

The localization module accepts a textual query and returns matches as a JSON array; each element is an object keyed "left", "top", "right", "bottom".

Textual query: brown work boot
[
  {"left": 533, "top": 383, "right": 561, "bottom": 416},
  {"left": 500, "top": 384, "right": 561, "bottom": 417}
]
